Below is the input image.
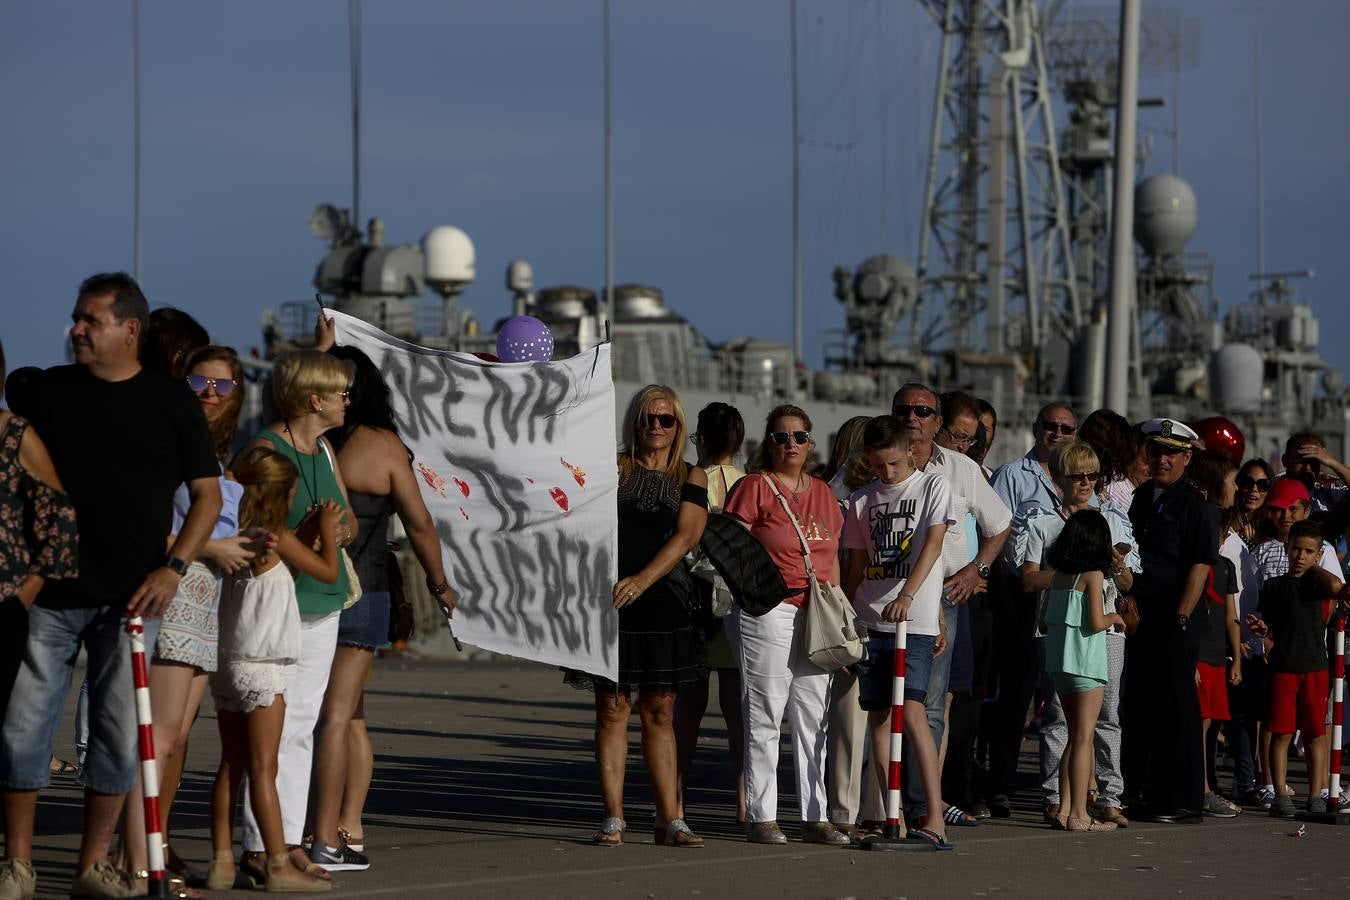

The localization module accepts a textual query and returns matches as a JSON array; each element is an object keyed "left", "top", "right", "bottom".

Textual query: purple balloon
[{"left": 496, "top": 316, "right": 555, "bottom": 362}]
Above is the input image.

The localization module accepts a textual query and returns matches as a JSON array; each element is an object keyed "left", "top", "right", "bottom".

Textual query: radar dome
[
  {"left": 1208, "top": 343, "right": 1263, "bottom": 415},
  {"left": 1134, "top": 174, "right": 1197, "bottom": 258},
  {"left": 422, "top": 226, "right": 476, "bottom": 291}
]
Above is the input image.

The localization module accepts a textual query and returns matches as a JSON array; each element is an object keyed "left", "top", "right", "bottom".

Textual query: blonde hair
[
  {"left": 272, "top": 349, "right": 355, "bottom": 419},
  {"left": 1050, "top": 440, "right": 1102, "bottom": 492},
  {"left": 232, "top": 446, "right": 299, "bottom": 534},
  {"left": 619, "top": 384, "right": 689, "bottom": 480}
]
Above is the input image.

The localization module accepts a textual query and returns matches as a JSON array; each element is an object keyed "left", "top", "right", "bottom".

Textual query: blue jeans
[{"left": 0, "top": 605, "right": 137, "bottom": 795}]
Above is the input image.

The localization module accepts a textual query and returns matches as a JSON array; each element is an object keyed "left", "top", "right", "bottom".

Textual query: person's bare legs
[
  {"left": 638, "top": 690, "right": 681, "bottom": 824},
  {"left": 160, "top": 671, "right": 209, "bottom": 848},
  {"left": 717, "top": 669, "right": 747, "bottom": 822},
  {"left": 1307, "top": 733, "right": 1329, "bottom": 800},
  {"left": 311, "top": 646, "right": 372, "bottom": 851},
  {"left": 1061, "top": 689, "right": 1104, "bottom": 823},
  {"left": 246, "top": 697, "right": 322, "bottom": 887},
  {"left": 2, "top": 790, "right": 38, "bottom": 861},
  {"left": 78, "top": 791, "right": 128, "bottom": 875},
  {"left": 673, "top": 674, "right": 710, "bottom": 815},
  {"left": 339, "top": 698, "right": 373, "bottom": 844},
  {"left": 209, "top": 710, "right": 247, "bottom": 882},
  {"left": 594, "top": 688, "right": 632, "bottom": 822},
  {"left": 1270, "top": 733, "right": 1293, "bottom": 804},
  {"left": 119, "top": 660, "right": 195, "bottom": 889},
  {"left": 868, "top": 709, "right": 895, "bottom": 820},
  {"left": 903, "top": 697, "right": 946, "bottom": 841}
]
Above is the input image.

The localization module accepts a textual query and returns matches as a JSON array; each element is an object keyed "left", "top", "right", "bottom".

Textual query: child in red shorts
[
  {"left": 1248, "top": 520, "right": 1347, "bottom": 817},
  {"left": 1196, "top": 511, "right": 1242, "bottom": 816}
]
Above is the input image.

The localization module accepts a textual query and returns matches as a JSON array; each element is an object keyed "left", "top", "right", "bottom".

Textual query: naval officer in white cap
[{"left": 1122, "top": 418, "right": 1219, "bottom": 824}]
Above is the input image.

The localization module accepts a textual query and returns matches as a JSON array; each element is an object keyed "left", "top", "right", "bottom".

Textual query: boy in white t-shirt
[{"left": 842, "top": 415, "right": 955, "bottom": 847}]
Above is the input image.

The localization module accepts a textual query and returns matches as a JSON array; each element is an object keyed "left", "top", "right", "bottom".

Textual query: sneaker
[
  {"left": 987, "top": 794, "right": 1013, "bottom": 819},
  {"left": 1253, "top": 786, "right": 1275, "bottom": 810},
  {"left": 69, "top": 859, "right": 136, "bottom": 899},
  {"left": 1093, "top": 805, "right": 1130, "bottom": 828},
  {"left": 1202, "top": 791, "right": 1238, "bottom": 818},
  {"left": 308, "top": 840, "right": 370, "bottom": 872},
  {"left": 0, "top": 859, "right": 36, "bottom": 900},
  {"left": 1269, "top": 794, "right": 1297, "bottom": 819},
  {"left": 800, "top": 821, "right": 850, "bottom": 845},
  {"left": 1308, "top": 796, "right": 1329, "bottom": 815},
  {"left": 746, "top": 821, "right": 788, "bottom": 845}
]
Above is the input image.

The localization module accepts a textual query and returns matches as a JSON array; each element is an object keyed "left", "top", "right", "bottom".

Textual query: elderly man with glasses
[{"left": 888, "top": 384, "right": 1012, "bottom": 827}]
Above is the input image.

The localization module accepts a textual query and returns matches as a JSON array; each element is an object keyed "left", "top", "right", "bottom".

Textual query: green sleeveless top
[{"left": 259, "top": 430, "right": 350, "bottom": 615}]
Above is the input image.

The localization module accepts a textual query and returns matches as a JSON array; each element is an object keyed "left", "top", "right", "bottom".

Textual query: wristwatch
[
  {"left": 1176, "top": 613, "right": 1190, "bottom": 630},
  {"left": 974, "top": 560, "right": 991, "bottom": 580},
  {"left": 163, "top": 555, "right": 189, "bottom": 577},
  {"left": 426, "top": 577, "right": 451, "bottom": 596}
]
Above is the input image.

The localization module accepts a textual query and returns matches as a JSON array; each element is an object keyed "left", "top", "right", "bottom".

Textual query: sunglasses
[
  {"left": 1039, "top": 421, "right": 1076, "bottom": 436},
  {"left": 771, "top": 431, "right": 811, "bottom": 446},
  {"left": 1066, "top": 471, "right": 1100, "bottom": 484},
  {"left": 186, "top": 374, "right": 237, "bottom": 398},
  {"left": 643, "top": 413, "right": 678, "bottom": 430},
  {"left": 1236, "top": 475, "right": 1271, "bottom": 491},
  {"left": 894, "top": 404, "right": 936, "bottom": 420}
]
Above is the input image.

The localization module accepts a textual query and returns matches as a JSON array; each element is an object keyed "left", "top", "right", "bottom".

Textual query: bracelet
[
  {"left": 426, "top": 578, "right": 451, "bottom": 596},
  {"left": 898, "top": 591, "right": 915, "bottom": 602}
]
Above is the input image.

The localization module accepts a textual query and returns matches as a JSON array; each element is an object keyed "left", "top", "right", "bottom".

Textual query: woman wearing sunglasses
[
  {"left": 1015, "top": 440, "right": 1137, "bottom": 830},
  {"left": 1229, "top": 458, "right": 1275, "bottom": 807},
  {"left": 122, "top": 345, "right": 255, "bottom": 884},
  {"left": 569, "top": 385, "right": 709, "bottom": 848},
  {"left": 1234, "top": 460, "right": 1275, "bottom": 550},
  {"left": 722, "top": 405, "right": 848, "bottom": 846}
]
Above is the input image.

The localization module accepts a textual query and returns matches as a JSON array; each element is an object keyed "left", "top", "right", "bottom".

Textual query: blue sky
[{"left": 2, "top": 1, "right": 1346, "bottom": 383}]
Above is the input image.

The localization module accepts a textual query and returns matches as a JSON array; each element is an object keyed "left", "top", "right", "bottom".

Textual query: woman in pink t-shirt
[{"left": 724, "top": 404, "right": 847, "bottom": 846}]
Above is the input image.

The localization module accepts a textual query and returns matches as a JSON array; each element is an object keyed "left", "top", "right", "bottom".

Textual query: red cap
[
  {"left": 1266, "top": 477, "right": 1310, "bottom": 509},
  {"left": 1190, "top": 416, "right": 1245, "bottom": 466}
]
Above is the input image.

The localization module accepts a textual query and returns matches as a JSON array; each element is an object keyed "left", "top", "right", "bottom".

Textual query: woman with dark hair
[
  {"left": 1079, "top": 410, "right": 1142, "bottom": 509},
  {"left": 305, "top": 343, "right": 457, "bottom": 867},
  {"left": 1188, "top": 450, "right": 1239, "bottom": 511},
  {"left": 675, "top": 401, "right": 747, "bottom": 823},
  {"left": 1235, "top": 459, "right": 1275, "bottom": 549},
  {"left": 1041, "top": 509, "right": 1126, "bottom": 832},
  {"left": 145, "top": 307, "right": 211, "bottom": 379},
  {"left": 723, "top": 405, "right": 847, "bottom": 846},
  {"left": 570, "top": 384, "right": 709, "bottom": 848}
]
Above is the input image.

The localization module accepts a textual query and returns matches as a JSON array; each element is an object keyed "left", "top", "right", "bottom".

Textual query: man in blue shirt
[{"left": 981, "top": 402, "right": 1077, "bottom": 817}]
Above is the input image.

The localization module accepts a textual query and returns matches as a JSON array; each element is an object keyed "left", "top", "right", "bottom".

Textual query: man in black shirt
[
  {"left": 1125, "top": 418, "right": 1218, "bottom": 824},
  {"left": 0, "top": 273, "right": 221, "bottom": 898}
]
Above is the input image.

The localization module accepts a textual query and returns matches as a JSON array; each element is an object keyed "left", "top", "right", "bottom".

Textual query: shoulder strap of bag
[{"left": 761, "top": 474, "right": 819, "bottom": 581}]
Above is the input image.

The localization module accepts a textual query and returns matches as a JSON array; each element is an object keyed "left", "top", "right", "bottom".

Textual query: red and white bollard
[
  {"left": 863, "top": 619, "right": 929, "bottom": 851},
  {"left": 127, "top": 616, "right": 168, "bottom": 896},
  {"left": 1330, "top": 616, "right": 1345, "bottom": 812}
]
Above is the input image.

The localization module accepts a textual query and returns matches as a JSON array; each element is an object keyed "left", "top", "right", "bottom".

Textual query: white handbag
[{"left": 762, "top": 476, "right": 866, "bottom": 669}]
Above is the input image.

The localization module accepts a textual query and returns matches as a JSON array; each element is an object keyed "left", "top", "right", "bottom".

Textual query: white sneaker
[{"left": 0, "top": 860, "right": 35, "bottom": 900}]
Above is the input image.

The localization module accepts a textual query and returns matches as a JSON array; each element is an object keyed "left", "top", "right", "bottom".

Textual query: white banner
[{"left": 331, "top": 311, "right": 619, "bottom": 680}]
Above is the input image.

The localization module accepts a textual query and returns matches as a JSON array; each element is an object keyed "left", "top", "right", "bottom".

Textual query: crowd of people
[
  {"left": 2, "top": 271, "right": 1350, "bottom": 896},
  {"left": 582, "top": 374, "right": 1350, "bottom": 849},
  {"left": 0, "top": 274, "right": 455, "bottom": 898}
]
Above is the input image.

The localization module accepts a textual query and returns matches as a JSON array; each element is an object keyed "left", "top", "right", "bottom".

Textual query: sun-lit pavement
[{"left": 25, "top": 657, "right": 1350, "bottom": 898}]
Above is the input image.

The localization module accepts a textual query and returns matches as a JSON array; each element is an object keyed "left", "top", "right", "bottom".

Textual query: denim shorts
[
  {"left": 0, "top": 604, "right": 137, "bottom": 794},
  {"left": 855, "top": 628, "right": 937, "bottom": 711},
  {"left": 338, "top": 590, "right": 391, "bottom": 650}
]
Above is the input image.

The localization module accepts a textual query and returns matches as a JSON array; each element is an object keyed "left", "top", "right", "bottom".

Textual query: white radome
[{"left": 423, "top": 226, "right": 476, "bottom": 288}]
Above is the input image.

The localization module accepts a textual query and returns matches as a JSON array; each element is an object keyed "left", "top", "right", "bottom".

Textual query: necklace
[
  {"left": 775, "top": 471, "right": 807, "bottom": 504},
  {"left": 283, "top": 421, "right": 322, "bottom": 511}
]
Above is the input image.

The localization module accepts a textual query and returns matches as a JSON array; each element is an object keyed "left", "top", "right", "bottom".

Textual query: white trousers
[
  {"left": 827, "top": 668, "right": 885, "bottom": 824},
  {"left": 730, "top": 603, "right": 833, "bottom": 823},
  {"left": 242, "top": 611, "right": 340, "bottom": 851}
]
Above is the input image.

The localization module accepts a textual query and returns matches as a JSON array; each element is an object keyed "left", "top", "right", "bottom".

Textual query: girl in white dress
[{"left": 207, "top": 446, "right": 342, "bottom": 893}]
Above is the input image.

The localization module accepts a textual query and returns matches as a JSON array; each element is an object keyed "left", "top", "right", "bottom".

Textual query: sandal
[
  {"left": 591, "top": 816, "right": 625, "bottom": 847},
  {"left": 1066, "top": 816, "right": 1117, "bottom": 833},
  {"left": 654, "top": 818, "right": 704, "bottom": 848},
  {"left": 205, "top": 851, "right": 240, "bottom": 891},
  {"left": 942, "top": 805, "right": 982, "bottom": 827},
  {"left": 905, "top": 827, "right": 954, "bottom": 851},
  {"left": 49, "top": 757, "right": 79, "bottom": 776}
]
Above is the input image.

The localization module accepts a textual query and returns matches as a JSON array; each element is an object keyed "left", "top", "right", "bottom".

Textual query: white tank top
[{"left": 218, "top": 561, "right": 302, "bottom": 664}]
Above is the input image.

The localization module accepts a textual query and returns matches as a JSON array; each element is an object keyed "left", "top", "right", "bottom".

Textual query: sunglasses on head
[
  {"left": 1066, "top": 471, "right": 1100, "bottom": 484},
  {"left": 643, "top": 413, "right": 678, "bottom": 430},
  {"left": 771, "top": 431, "right": 811, "bottom": 446},
  {"left": 894, "top": 404, "right": 936, "bottom": 420},
  {"left": 1236, "top": 475, "right": 1271, "bottom": 491},
  {"left": 1039, "top": 421, "right": 1076, "bottom": 436},
  {"left": 186, "top": 374, "right": 237, "bottom": 398}
]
